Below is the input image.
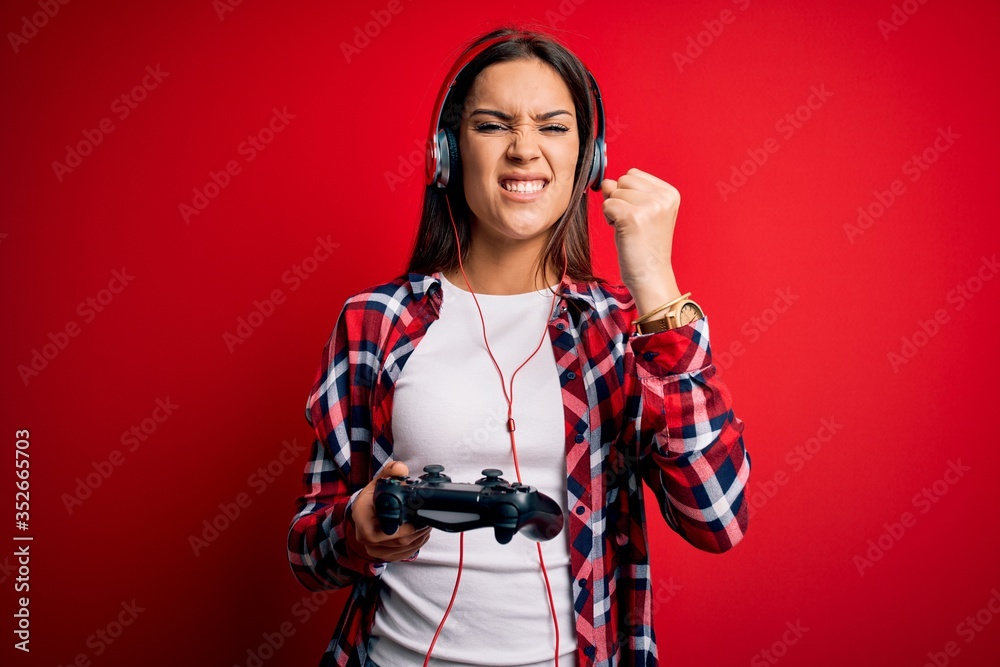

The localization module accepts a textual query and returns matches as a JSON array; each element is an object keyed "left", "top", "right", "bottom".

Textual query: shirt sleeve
[
  {"left": 627, "top": 314, "right": 751, "bottom": 553},
  {"left": 286, "top": 302, "right": 388, "bottom": 590}
]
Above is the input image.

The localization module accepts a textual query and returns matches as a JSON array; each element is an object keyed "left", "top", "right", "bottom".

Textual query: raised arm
[{"left": 626, "top": 315, "right": 750, "bottom": 553}]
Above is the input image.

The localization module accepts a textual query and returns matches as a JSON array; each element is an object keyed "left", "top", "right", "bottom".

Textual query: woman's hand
[
  {"left": 601, "top": 168, "right": 683, "bottom": 315},
  {"left": 345, "top": 460, "right": 432, "bottom": 563}
]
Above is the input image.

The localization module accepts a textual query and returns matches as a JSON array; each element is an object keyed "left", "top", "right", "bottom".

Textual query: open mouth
[{"left": 499, "top": 179, "right": 548, "bottom": 193}]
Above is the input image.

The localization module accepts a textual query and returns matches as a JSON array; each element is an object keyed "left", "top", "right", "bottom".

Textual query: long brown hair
[{"left": 405, "top": 24, "right": 607, "bottom": 286}]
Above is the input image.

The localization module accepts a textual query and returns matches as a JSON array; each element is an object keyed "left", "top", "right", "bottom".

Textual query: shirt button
[
  {"left": 566, "top": 371, "right": 576, "bottom": 380},
  {"left": 574, "top": 434, "right": 584, "bottom": 443},
  {"left": 556, "top": 322, "right": 566, "bottom": 331},
  {"left": 575, "top": 505, "right": 585, "bottom": 514},
  {"left": 578, "top": 578, "right": 587, "bottom": 587},
  {"left": 643, "top": 351, "right": 656, "bottom": 361}
]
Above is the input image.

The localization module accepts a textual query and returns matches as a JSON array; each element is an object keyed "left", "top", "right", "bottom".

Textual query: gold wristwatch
[{"left": 635, "top": 297, "right": 704, "bottom": 334}]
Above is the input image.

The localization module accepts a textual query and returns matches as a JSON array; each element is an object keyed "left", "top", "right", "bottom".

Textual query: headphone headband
[{"left": 425, "top": 32, "right": 607, "bottom": 191}]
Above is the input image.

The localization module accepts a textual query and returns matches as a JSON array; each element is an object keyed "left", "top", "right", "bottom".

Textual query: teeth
[{"left": 501, "top": 180, "right": 547, "bottom": 193}]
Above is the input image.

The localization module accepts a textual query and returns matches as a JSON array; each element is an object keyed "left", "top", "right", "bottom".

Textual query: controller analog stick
[
  {"left": 421, "top": 464, "right": 451, "bottom": 483},
  {"left": 476, "top": 469, "right": 506, "bottom": 487}
]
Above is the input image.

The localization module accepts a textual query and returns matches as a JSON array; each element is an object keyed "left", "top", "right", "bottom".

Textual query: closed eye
[
  {"left": 474, "top": 122, "right": 571, "bottom": 133},
  {"left": 474, "top": 122, "right": 505, "bottom": 132}
]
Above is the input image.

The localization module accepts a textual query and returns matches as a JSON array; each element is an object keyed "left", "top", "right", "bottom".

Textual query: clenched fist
[{"left": 601, "top": 168, "right": 683, "bottom": 316}]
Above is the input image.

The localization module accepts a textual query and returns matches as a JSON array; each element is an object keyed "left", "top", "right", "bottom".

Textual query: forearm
[
  {"left": 631, "top": 317, "right": 751, "bottom": 552},
  {"left": 286, "top": 442, "right": 383, "bottom": 590},
  {"left": 647, "top": 392, "right": 750, "bottom": 552}
]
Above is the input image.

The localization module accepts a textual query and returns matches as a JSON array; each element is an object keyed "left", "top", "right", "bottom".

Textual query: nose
[{"left": 506, "top": 128, "right": 541, "bottom": 163}]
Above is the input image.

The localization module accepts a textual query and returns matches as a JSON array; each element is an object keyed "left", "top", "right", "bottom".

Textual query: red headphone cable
[
  {"left": 423, "top": 531, "right": 464, "bottom": 667},
  {"left": 421, "top": 193, "right": 567, "bottom": 666}
]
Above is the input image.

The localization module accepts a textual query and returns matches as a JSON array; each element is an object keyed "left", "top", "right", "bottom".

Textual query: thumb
[
  {"left": 377, "top": 460, "right": 409, "bottom": 480},
  {"left": 600, "top": 177, "right": 617, "bottom": 200}
]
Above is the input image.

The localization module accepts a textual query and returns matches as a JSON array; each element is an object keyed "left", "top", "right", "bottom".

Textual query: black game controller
[{"left": 373, "top": 465, "right": 564, "bottom": 544}]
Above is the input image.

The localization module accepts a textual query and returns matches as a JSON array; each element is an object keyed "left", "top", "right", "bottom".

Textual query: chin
[{"left": 501, "top": 214, "right": 558, "bottom": 237}]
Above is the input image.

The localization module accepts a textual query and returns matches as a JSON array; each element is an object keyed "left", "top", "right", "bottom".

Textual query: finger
[
  {"left": 411, "top": 530, "right": 432, "bottom": 550},
  {"left": 604, "top": 187, "right": 656, "bottom": 206},
  {"left": 361, "top": 518, "right": 430, "bottom": 546},
  {"left": 614, "top": 173, "right": 661, "bottom": 193},
  {"left": 376, "top": 460, "right": 409, "bottom": 480},
  {"left": 624, "top": 167, "right": 672, "bottom": 189},
  {"left": 370, "top": 533, "right": 433, "bottom": 561},
  {"left": 387, "top": 528, "right": 432, "bottom": 550},
  {"left": 603, "top": 199, "right": 632, "bottom": 226},
  {"left": 370, "top": 544, "right": 423, "bottom": 562},
  {"left": 365, "top": 533, "right": 422, "bottom": 552},
  {"left": 381, "top": 522, "right": 432, "bottom": 543},
  {"left": 600, "top": 178, "right": 617, "bottom": 199}
]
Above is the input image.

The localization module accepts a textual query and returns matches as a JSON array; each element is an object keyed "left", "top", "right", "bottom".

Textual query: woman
[{"left": 287, "top": 25, "right": 750, "bottom": 667}]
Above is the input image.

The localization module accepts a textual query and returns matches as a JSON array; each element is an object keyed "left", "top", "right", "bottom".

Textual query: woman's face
[{"left": 458, "top": 58, "right": 580, "bottom": 248}]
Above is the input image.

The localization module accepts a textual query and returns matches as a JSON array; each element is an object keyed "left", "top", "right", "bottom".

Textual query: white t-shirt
[{"left": 368, "top": 271, "right": 577, "bottom": 666}]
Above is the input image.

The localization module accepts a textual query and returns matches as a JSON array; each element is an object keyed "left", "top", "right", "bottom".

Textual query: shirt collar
[{"left": 406, "top": 271, "right": 597, "bottom": 310}]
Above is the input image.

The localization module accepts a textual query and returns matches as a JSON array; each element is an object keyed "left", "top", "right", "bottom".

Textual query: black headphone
[{"left": 425, "top": 33, "right": 607, "bottom": 192}]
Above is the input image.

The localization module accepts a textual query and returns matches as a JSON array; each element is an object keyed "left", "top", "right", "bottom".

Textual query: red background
[{"left": 3, "top": 0, "right": 999, "bottom": 665}]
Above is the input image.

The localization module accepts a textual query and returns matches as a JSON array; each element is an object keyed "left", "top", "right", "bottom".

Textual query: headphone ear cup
[
  {"left": 432, "top": 129, "right": 448, "bottom": 188},
  {"left": 588, "top": 137, "right": 607, "bottom": 191},
  {"left": 442, "top": 127, "right": 461, "bottom": 190}
]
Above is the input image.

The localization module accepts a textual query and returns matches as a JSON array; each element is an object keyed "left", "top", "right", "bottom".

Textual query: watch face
[{"left": 678, "top": 302, "right": 703, "bottom": 326}]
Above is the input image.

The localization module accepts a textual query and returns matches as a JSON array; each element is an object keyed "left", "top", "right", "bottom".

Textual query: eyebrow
[{"left": 468, "top": 108, "right": 573, "bottom": 121}]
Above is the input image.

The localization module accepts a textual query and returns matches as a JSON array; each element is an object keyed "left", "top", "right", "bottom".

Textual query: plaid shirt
[{"left": 287, "top": 271, "right": 750, "bottom": 667}]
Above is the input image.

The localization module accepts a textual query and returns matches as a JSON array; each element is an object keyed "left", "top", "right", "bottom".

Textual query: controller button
[{"left": 481, "top": 468, "right": 503, "bottom": 480}]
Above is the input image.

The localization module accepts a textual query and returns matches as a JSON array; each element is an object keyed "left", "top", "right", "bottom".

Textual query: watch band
[{"left": 635, "top": 298, "right": 704, "bottom": 334}]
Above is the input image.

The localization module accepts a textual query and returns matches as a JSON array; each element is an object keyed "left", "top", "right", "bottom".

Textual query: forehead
[{"left": 464, "top": 59, "right": 575, "bottom": 113}]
